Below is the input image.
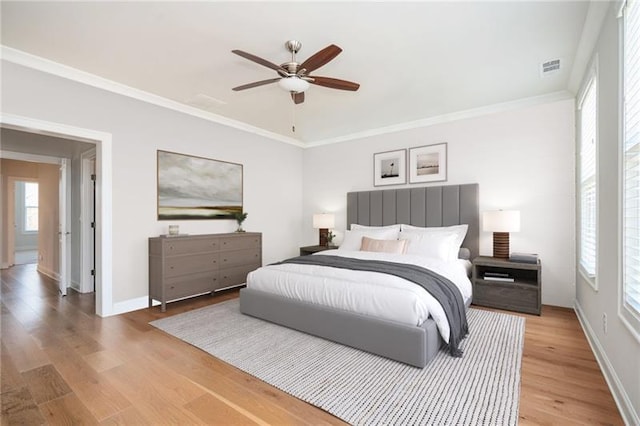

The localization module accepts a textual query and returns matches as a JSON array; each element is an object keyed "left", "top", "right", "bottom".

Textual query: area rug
[{"left": 150, "top": 299, "right": 525, "bottom": 425}]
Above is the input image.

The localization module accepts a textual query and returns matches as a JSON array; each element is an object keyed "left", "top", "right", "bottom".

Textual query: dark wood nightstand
[
  {"left": 472, "top": 256, "right": 541, "bottom": 315},
  {"left": 299, "top": 245, "right": 336, "bottom": 256}
]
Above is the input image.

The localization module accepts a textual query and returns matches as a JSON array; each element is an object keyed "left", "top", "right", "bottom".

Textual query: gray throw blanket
[{"left": 274, "top": 255, "right": 468, "bottom": 357}]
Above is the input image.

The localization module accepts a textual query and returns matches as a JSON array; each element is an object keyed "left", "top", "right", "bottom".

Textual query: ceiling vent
[{"left": 540, "top": 59, "right": 561, "bottom": 77}]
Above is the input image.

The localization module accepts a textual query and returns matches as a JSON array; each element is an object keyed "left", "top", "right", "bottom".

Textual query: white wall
[
  {"left": 574, "top": 4, "right": 640, "bottom": 424},
  {"left": 303, "top": 99, "right": 576, "bottom": 307},
  {"left": 1, "top": 61, "right": 304, "bottom": 305}
]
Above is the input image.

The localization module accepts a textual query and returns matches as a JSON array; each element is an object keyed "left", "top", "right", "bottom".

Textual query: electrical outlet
[{"left": 602, "top": 313, "right": 608, "bottom": 334}]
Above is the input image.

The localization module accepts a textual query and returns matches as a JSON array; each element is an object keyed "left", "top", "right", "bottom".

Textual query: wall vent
[{"left": 540, "top": 59, "right": 561, "bottom": 77}]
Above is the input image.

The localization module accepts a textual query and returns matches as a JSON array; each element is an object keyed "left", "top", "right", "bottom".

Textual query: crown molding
[
  {"left": 306, "top": 90, "right": 575, "bottom": 148},
  {"left": 1, "top": 46, "right": 304, "bottom": 148}
]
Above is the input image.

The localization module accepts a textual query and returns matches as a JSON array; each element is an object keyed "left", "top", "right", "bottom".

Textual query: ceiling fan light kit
[
  {"left": 232, "top": 39, "right": 360, "bottom": 104},
  {"left": 278, "top": 76, "right": 309, "bottom": 93}
]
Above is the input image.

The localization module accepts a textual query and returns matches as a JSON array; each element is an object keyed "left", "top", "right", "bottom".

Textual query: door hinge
[
  {"left": 91, "top": 269, "right": 95, "bottom": 276},
  {"left": 91, "top": 174, "right": 96, "bottom": 181},
  {"left": 91, "top": 222, "right": 96, "bottom": 228}
]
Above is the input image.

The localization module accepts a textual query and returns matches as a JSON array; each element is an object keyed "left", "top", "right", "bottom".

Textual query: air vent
[{"left": 540, "top": 59, "right": 561, "bottom": 77}]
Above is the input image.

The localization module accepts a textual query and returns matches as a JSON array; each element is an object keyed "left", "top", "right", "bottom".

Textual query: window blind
[
  {"left": 623, "top": 0, "right": 640, "bottom": 316},
  {"left": 579, "top": 77, "right": 597, "bottom": 278}
]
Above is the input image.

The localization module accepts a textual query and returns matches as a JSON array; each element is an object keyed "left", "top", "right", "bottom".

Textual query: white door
[{"left": 58, "top": 160, "right": 69, "bottom": 296}]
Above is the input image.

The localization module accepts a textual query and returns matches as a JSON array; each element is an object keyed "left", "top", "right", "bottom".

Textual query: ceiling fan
[{"left": 232, "top": 40, "right": 360, "bottom": 104}]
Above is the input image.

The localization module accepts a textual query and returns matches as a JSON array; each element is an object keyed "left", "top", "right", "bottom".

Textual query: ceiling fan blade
[
  {"left": 299, "top": 44, "right": 342, "bottom": 73},
  {"left": 232, "top": 50, "right": 285, "bottom": 72},
  {"left": 309, "top": 76, "right": 360, "bottom": 91},
  {"left": 232, "top": 78, "right": 280, "bottom": 91},
  {"left": 291, "top": 92, "right": 305, "bottom": 104}
]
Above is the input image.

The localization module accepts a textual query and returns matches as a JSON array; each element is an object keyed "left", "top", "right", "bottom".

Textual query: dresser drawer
[
  {"left": 165, "top": 273, "right": 217, "bottom": 300},
  {"left": 220, "top": 248, "right": 261, "bottom": 269},
  {"left": 164, "top": 253, "right": 219, "bottom": 277},
  {"left": 164, "top": 237, "right": 219, "bottom": 255},
  {"left": 217, "top": 263, "right": 260, "bottom": 289},
  {"left": 219, "top": 235, "right": 262, "bottom": 251}
]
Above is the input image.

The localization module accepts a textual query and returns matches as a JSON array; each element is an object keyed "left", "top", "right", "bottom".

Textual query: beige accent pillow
[{"left": 360, "top": 236, "right": 407, "bottom": 254}]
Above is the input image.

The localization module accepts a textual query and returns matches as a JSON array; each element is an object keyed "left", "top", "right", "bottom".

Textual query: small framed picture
[
  {"left": 409, "top": 143, "right": 447, "bottom": 184},
  {"left": 373, "top": 149, "right": 406, "bottom": 186}
]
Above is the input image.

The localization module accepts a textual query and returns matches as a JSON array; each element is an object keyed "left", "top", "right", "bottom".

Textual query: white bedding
[{"left": 246, "top": 250, "right": 472, "bottom": 343}]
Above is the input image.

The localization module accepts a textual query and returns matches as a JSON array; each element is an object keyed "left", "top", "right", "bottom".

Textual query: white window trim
[
  {"left": 618, "top": 0, "right": 640, "bottom": 343},
  {"left": 577, "top": 56, "right": 599, "bottom": 291}
]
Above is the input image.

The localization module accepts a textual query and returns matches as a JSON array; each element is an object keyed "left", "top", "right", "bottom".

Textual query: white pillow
[
  {"left": 400, "top": 231, "right": 458, "bottom": 261},
  {"left": 351, "top": 224, "right": 402, "bottom": 233},
  {"left": 339, "top": 228, "right": 400, "bottom": 251},
  {"left": 400, "top": 224, "right": 468, "bottom": 260}
]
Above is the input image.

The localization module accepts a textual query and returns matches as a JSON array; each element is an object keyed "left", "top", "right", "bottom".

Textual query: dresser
[{"left": 149, "top": 232, "right": 261, "bottom": 312}]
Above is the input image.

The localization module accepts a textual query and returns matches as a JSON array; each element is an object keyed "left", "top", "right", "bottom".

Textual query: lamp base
[
  {"left": 492, "top": 232, "right": 510, "bottom": 259},
  {"left": 319, "top": 228, "right": 329, "bottom": 246}
]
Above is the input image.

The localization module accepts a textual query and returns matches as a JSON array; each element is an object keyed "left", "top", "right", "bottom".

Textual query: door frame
[
  {"left": 0, "top": 113, "right": 114, "bottom": 317},
  {"left": 80, "top": 148, "right": 97, "bottom": 293}
]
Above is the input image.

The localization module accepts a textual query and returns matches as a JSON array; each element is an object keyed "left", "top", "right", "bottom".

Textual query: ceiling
[{"left": 1, "top": 1, "right": 595, "bottom": 145}]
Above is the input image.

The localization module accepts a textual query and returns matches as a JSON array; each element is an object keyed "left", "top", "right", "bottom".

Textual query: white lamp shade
[
  {"left": 313, "top": 213, "right": 335, "bottom": 229},
  {"left": 483, "top": 210, "right": 520, "bottom": 232},
  {"left": 278, "top": 77, "right": 310, "bottom": 93}
]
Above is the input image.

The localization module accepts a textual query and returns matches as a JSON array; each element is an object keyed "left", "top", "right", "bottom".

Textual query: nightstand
[
  {"left": 472, "top": 256, "right": 541, "bottom": 315},
  {"left": 299, "top": 245, "right": 336, "bottom": 256}
]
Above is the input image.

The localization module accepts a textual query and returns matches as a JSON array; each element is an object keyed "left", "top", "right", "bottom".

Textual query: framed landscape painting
[
  {"left": 374, "top": 149, "right": 406, "bottom": 186},
  {"left": 157, "top": 150, "right": 243, "bottom": 220},
  {"left": 409, "top": 143, "right": 447, "bottom": 184}
]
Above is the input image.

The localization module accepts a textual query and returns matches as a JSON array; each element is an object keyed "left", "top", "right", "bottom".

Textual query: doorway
[
  {"left": 3, "top": 154, "right": 70, "bottom": 297},
  {"left": 13, "top": 180, "right": 39, "bottom": 265},
  {"left": 0, "top": 114, "right": 113, "bottom": 316}
]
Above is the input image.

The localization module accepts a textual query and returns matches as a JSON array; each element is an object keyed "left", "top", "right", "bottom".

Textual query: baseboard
[
  {"left": 70, "top": 279, "right": 82, "bottom": 292},
  {"left": 111, "top": 296, "right": 160, "bottom": 316},
  {"left": 37, "top": 265, "right": 60, "bottom": 282},
  {"left": 574, "top": 301, "right": 640, "bottom": 425},
  {"left": 1, "top": 262, "right": 9, "bottom": 270}
]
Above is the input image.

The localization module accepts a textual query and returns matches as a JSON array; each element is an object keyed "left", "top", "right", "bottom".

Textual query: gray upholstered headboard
[{"left": 346, "top": 183, "right": 479, "bottom": 260}]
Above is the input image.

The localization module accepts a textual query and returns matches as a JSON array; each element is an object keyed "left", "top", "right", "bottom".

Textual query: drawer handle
[{"left": 170, "top": 266, "right": 174, "bottom": 269}]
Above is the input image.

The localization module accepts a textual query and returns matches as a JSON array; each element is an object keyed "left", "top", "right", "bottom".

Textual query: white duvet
[{"left": 246, "top": 249, "right": 472, "bottom": 343}]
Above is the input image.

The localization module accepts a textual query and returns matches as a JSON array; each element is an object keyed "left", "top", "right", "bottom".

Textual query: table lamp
[
  {"left": 313, "top": 213, "right": 335, "bottom": 246},
  {"left": 483, "top": 210, "right": 520, "bottom": 259}
]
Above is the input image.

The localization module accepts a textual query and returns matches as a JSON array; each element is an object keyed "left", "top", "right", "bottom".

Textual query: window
[
  {"left": 24, "top": 182, "right": 38, "bottom": 232},
  {"left": 622, "top": 0, "right": 640, "bottom": 335},
  {"left": 578, "top": 71, "right": 598, "bottom": 283}
]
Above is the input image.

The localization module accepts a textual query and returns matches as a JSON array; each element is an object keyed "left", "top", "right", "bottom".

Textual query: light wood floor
[{"left": 1, "top": 264, "right": 623, "bottom": 425}]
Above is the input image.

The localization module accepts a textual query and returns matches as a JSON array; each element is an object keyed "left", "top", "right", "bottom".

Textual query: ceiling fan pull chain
[{"left": 292, "top": 100, "right": 296, "bottom": 132}]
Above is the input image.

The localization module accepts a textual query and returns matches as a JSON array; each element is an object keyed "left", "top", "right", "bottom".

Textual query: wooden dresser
[{"left": 149, "top": 232, "right": 261, "bottom": 311}]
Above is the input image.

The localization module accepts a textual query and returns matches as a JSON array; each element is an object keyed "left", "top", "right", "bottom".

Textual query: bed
[{"left": 239, "top": 183, "right": 479, "bottom": 368}]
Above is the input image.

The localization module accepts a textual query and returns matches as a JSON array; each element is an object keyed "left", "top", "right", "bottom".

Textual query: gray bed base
[
  {"left": 239, "top": 183, "right": 479, "bottom": 368},
  {"left": 240, "top": 287, "right": 442, "bottom": 368}
]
